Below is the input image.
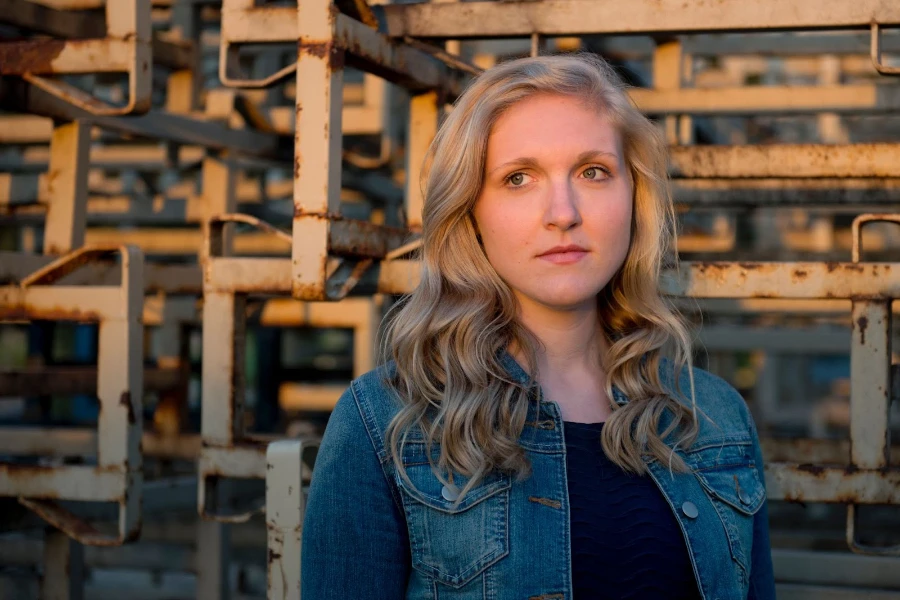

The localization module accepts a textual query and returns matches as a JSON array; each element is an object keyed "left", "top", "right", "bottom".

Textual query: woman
[{"left": 302, "top": 53, "right": 775, "bottom": 600}]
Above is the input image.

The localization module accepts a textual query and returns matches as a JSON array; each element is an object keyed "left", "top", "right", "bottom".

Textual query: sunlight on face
[{"left": 473, "top": 93, "right": 633, "bottom": 314}]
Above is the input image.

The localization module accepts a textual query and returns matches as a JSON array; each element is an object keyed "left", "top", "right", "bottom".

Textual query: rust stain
[
  {"left": 857, "top": 315, "right": 869, "bottom": 345},
  {"left": 298, "top": 41, "right": 345, "bottom": 71},
  {"left": 795, "top": 463, "right": 826, "bottom": 477},
  {"left": 267, "top": 547, "right": 282, "bottom": 565},
  {"left": 0, "top": 305, "right": 102, "bottom": 323},
  {"left": 0, "top": 40, "right": 66, "bottom": 75},
  {"left": 791, "top": 269, "right": 808, "bottom": 282}
]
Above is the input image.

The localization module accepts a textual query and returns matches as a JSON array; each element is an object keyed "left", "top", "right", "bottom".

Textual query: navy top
[{"left": 563, "top": 420, "right": 701, "bottom": 599}]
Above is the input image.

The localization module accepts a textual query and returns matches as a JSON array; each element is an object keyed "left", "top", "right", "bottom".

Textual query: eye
[
  {"left": 582, "top": 166, "right": 610, "bottom": 180},
  {"left": 505, "top": 172, "right": 530, "bottom": 187}
]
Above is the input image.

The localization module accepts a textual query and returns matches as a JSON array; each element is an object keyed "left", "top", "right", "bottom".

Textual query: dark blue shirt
[{"left": 564, "top": 420, "right": 701, "bottom": 599}]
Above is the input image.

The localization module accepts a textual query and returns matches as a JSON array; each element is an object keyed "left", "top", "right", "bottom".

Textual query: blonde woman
[{"left": 302, "top": 54, "right": 775, "bottom": 600}]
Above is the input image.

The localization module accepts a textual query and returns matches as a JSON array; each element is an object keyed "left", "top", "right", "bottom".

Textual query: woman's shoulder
[
  {"left": 657, "top": 357, "right": 757, "bottom": 443},
  {"left": 332, "top": 362, "right": 407, "bottom": 451}
]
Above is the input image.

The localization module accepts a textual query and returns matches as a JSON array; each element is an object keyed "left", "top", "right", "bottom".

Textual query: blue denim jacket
[{"left": 302, "top": 352, "right": 776, "bottom": 600}]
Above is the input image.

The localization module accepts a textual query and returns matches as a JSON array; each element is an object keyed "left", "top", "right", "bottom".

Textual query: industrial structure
[{"left": 0, "top": 0, "right": 899, "bottom": 598}]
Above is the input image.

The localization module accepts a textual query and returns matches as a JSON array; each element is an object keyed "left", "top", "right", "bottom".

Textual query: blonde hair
[{"left": 381, "top": 53, "right": 697, "bottom": 500}]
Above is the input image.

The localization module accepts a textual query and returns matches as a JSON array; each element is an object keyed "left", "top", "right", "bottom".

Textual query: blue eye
[
  {"left": 583, "top": 167, "right": 607, "bottom": 180},
  {"left": 508, "top": 173, "right": 525, "bottom": 186}
]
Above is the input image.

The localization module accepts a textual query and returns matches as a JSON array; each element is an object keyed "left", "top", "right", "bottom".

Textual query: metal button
[
  {"left": 738, "top": 488, "right": 752, "bottom": 505},
  {"left": 441, "top": 484, "right": 460, "bottom": 502},
  {"left": 681, "top": 501, "right": 699, "bottom": 519}
]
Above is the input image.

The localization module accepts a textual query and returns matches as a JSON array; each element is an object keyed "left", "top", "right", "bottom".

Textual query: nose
[{"left": 543, "top": 178, "right": 582, "bottom": 231}]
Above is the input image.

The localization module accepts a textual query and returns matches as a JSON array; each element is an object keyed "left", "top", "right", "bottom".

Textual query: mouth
[{"left": 537, "top": 245, "right": 589, "bottom": 264}]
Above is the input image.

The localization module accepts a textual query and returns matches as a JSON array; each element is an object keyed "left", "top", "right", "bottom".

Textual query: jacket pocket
[
  {"left": 395, "top": 451, "right": 510, "bottom": 589},
  {"left": 688, "top": 442, "right": 765, "bottom": 574}
]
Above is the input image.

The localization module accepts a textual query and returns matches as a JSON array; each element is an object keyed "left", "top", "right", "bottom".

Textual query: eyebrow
[{"left": 486, "top": 150, "right": 621, "bottom": 177}]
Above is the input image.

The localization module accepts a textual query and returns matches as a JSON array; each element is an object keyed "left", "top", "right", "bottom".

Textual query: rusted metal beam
[
  {"left": 670, "top": 144, "right": 900, "bottom": 178},
  {"left": 630, "top": 85, "right": 900, "bottom": 115},
  {"left": 378, "top": 0, "right": 900, "bottom": 39},
  {"left": 0, "top": 429, "right": 201, "bottom": 461},
  {"left": 0, "top": 252, "right": 201, "bottom": 295},
  {"left": 673, "top": 178, "right": 900, "bottom": 208},
  {"left": 0, "top": 366, "right": 183, "bottom": 396},
  {"left": 662, "top": 262, "right": 900, "bottom": 300},
  {"left": 5, "top": 83, "right": 290, "bottom": 162},
  {"left": 766, "top": 464, "right": 900, "bottom": 504}
]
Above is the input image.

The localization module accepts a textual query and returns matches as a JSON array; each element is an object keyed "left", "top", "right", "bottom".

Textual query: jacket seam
[{"left": 350, "top": 380, "right": 407, "bottom": 516}]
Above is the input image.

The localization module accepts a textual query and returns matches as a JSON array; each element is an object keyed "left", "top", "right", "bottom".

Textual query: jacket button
[
  {"left": 738, "top": 488, "right": 752, "bottom": 505},
  {"left": 681, "top": 501, "right": 699, "bottom": 519},
  {"left": 441, "top": 484, "right": 460, "bottom": 502}
]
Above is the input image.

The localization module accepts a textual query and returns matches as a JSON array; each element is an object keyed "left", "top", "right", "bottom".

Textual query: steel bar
[
  {"left": 761, "top": 438, "right": 900, "bottom": 465},
  {"left": 629, "top": 85, "right": 900, "bottom": 116},
  {"left": 766, "top": 464, "right": 900, "bottom": 504},
  {"left": 378, "top": 0, "right": 900, "bottom": 39},
  {"left": 43, "top": 120, "right": 90, "bottom": 255},
  {"left": 670, "top": 144, "right": 900, "bottom": 179},
  {"left": 0, "top": 253, "right": 200, "bottom": 295},
  {"left": 40, "top": 528, "right": 84, "bottom": 600},
  {"left": 405, "top": 91, "right": 438, "bottom": 230},
  {"left": 266, "top": 439, "right": 317, "bottom": 600},
  {"left": 5, "top": 84, "right": 290, "bottom": 162},
  {"left": 0, "top": 366, "right": 183, "bottom": 396},
  {"left": 673, "top": 178, "right": 900, "bottom": 208},
  {"left": 0, "top": 429, "right": 201, "bottom": 461}
]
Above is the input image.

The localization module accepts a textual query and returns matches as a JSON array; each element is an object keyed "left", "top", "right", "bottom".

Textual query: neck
[{"left": 512, "top": 298, "right": 606, "bottom": 377}]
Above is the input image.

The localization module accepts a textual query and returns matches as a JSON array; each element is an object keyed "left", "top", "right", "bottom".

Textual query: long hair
[{"left": 381, "top": 53, "right": 697, "bottom": 500}]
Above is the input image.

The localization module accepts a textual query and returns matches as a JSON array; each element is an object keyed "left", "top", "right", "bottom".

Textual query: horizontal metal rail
[{"left": 378, "top": 0, "right": 900, "bottom": 38}]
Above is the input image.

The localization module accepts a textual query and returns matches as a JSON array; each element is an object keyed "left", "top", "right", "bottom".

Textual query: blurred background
[{"left": 0, "top": 0, "right": 899, "bottom": 598}]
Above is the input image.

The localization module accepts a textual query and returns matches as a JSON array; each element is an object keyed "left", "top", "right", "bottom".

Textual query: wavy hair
[{"left": 381, "top": 53, "right": 697, "bottom": 500}]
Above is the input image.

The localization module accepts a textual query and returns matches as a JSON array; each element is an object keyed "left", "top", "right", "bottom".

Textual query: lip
[{"left": 537, "top": 244, "right": 589, "bottom": 265}]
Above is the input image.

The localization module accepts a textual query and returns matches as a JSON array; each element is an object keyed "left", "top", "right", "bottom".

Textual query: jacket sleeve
[
  {"left": 747, "top": 415, "right": 777, "bottom": 600},
  {"left": 301, "top": 386, "right": 411, "bottom": 597}
]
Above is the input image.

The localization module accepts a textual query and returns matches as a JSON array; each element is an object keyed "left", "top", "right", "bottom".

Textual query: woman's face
[{"left": 473, "top": 93, "right": 633, "bottom": 314}]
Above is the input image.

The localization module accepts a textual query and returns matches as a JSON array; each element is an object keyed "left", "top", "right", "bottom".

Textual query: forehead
[{"left": 485, "top": 93, "right": 622, "bottom": 163}]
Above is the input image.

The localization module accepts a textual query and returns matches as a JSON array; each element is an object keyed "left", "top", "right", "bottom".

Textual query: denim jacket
[{"left": 302, "top": 352, "right": 776, "bottom": 600}]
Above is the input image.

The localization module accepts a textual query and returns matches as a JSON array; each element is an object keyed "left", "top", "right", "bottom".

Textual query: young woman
[{"left": 301, "top": 53, "right": 775, "bottom": 600}]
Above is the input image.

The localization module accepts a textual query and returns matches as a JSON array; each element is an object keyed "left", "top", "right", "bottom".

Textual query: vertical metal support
[
  {"left": 653, "top": 40, "right": 687, "bottom": 146},
  {"left": 40, "top": 529, "right": 84, "bottom": 600},
  {"left": 197, "top": 519, "right": 232, "bottom": 600},
  {"left": 847, "top": 214, "right": 898, "bottom": 555},
  {"left": 202, "top": 153, "right": 238, "bottom": 251},
  {"left": 405, "top": 91, "right": 439, "bottom": 231},
  {"left": 850, "top": 300, "right": 892, "bottom": 470},
  {"left": 166, "top": 1, "right": 201, "bottom": 114},
  {"left": 818, "top": 55, "right": 847, "bottom": 143},
  {"left": 43, "top": 121, "right": 90, "bottom": 255},
  {"left": 97, "top": 246, "right": 144, "bottom": 537},
  {"left": 201, "top": 292, "right": 246, "bottom": 449},
  {"left": 352, "top": 298, "right": 379, "bottom": 378},
  {"left": 266, "top": 440, "right": 306, "bottom": 600},
  {"left": 292, "top": 0, "right": 345, "bottom": 300}
]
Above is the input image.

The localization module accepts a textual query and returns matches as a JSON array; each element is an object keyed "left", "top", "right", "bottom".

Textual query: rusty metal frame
[
  {"left": 266, "top": 438, "right": 319, "bottom": 600},
  {"left": 199, "top": 214, "right": 379, "bottom": 522},
  {"left": 870, "top": 23, "right": 900, "bottom": 76},
  {"left": 0, "top": 246, "right": 144, "bottom": 546},
  {"left": 378, "top": 0, "right": 900, "bottom": 38},
  {"left": 0, "top": 0, "right": 152, "bottom": 116}
]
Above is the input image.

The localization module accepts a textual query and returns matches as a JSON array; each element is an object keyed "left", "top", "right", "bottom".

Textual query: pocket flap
[
  {"left": 694, "top": 464, "right": 765, "bottom": 515},
  {"left": 397, "top": 464, "right": 511, "bottom": 513}
]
